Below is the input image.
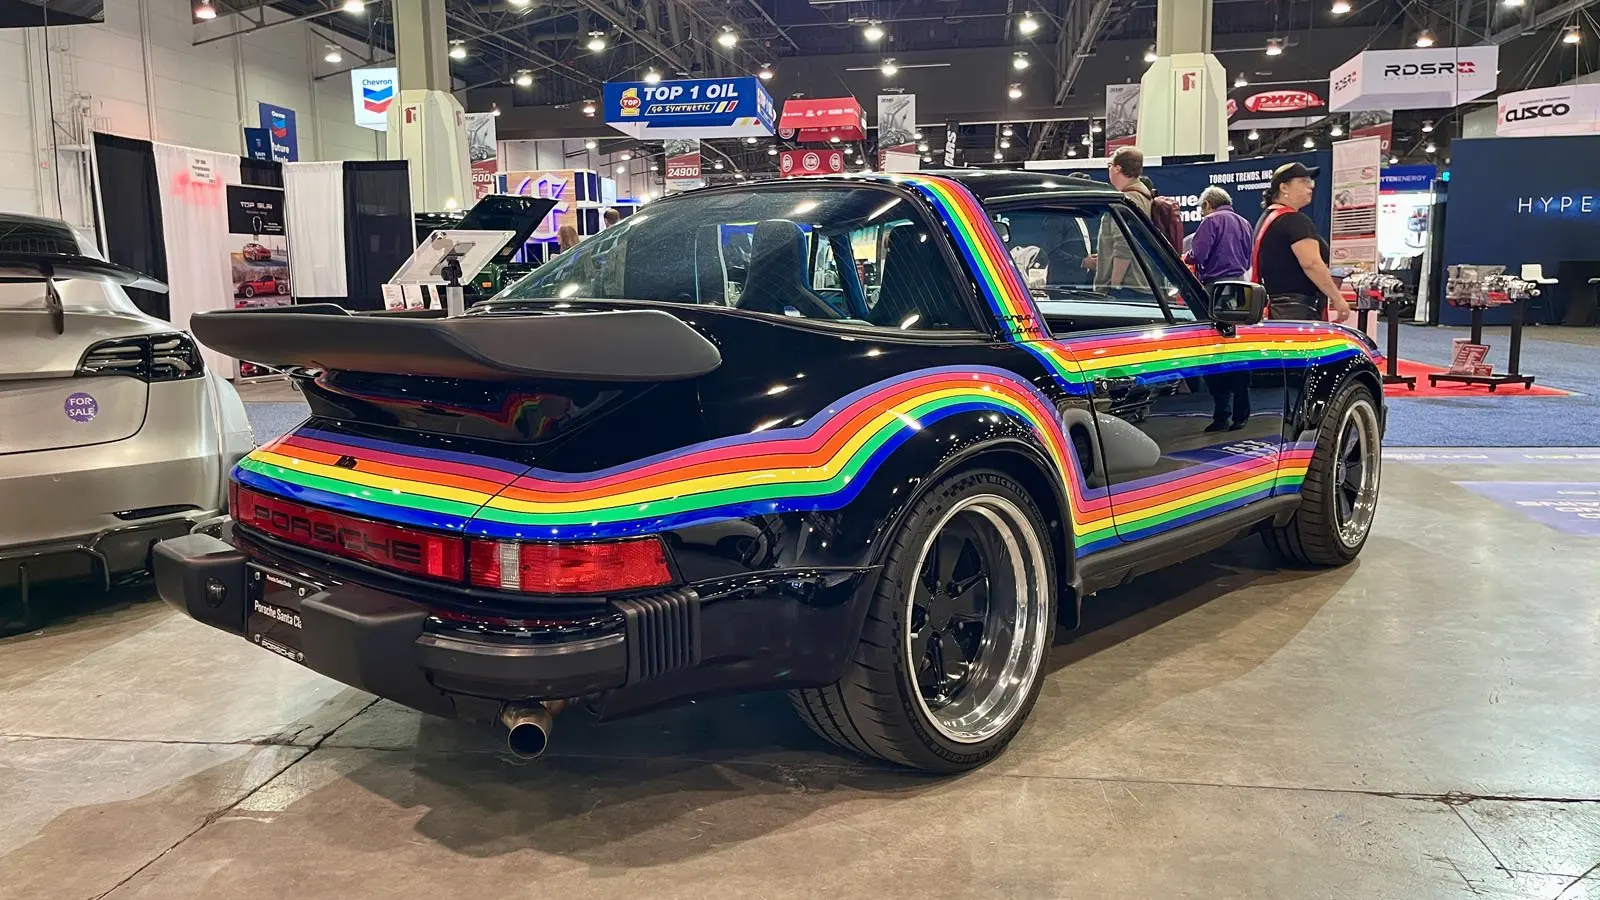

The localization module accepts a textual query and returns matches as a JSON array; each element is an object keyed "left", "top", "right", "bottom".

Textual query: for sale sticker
[{"left": 64, "top": 392, "right": 98, "bottom": 423}]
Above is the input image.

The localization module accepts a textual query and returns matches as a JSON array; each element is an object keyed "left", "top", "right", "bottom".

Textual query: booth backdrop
[
  {"left": 1442, "top": 135, "right": 1600, "bottom": 325},
  {"left": 1146, "top": 150, "right": 1333, "bottom": 237}
]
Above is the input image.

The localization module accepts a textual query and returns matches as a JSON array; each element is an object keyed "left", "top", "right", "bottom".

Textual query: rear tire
[
  {"left": 1267, "top": 381, "right": 1382, "bottom": 566},
  {"left": 790, "top": 470, "right": 1057, "bottom": 772}
]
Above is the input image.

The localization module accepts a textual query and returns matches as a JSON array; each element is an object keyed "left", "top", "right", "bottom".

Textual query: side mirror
[{"left": 1211, "top": 280, "right": 1268, "bottom": 326}]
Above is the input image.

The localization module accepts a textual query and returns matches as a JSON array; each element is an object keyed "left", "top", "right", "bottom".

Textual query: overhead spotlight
[
  {"left": 1067, "top": 146, "right": 1078, "bottom": 157},
  {"left": 1421, "top": 120, "right": 1434, "bottom": 133},
  {"left": 584, "top": 139, "right": 597, "bottom": 150},
  {"left": 863, "top": 21, "right": 884, "bottom": 42},
  {"left": 1018, "top": 11, "right": 1040, "bottom": 35},
  {"left": 1565, "top": 25, "right": 1582, "bottom": 44},
  {"left": 1247, "top": 128, "right": 1260, "bottom": 140},
  {"left": 1503, "top": 0, "right": 1525, "bottom": 6},
  {"left": 514, "top": 70, "right": 533, "bottom": 87},
  {"left": 1234, "top": 72, "right": 1248, "bottom": 88},
  {"left": 508, "top": 0, "right": 531, "bottom": 6},
  {"left": 341, "top": 0, "right": 363, "bottom": 13},
  {"left": 758, "top": 64, "right": 774, "bottom": 81},
  {"left": 447, "top": 41, "right": 466, "bottom": 61},
  {"left": 1002, "top": 125, "right": 1014, "bottom": 136},
  {"left": 587, "top": 31, "right": 606, "bottom": 52},
  {"left": 1227, "top": 143, "right": 1235, "bottom": 152},
  {"left": 1330, "top": 122, "right": 1344, "bottom": 136},
  {"left": 621, "top": 151, "right": 632, "bottom": 160},
  {"left": 1424, "top": 141, "right": 1437, "bottom": 154},
  {"left": 1388, "top": 155, "right": 1399, "bottom": 164},
  {"left": 713, "top": 160, "right": 724, "bottom": 170},
  {"left": 767, "top": 147, "right": 777, "bottom": 155},
  {"left": 490, "top": 103, "right": 501, "bottom": 117},
  {"left": 880, "top": 59, "right": 898, "bottom": 77},
  {"left": 1013, "top": 52, "right": 1031, "bottom": 71},
  {"left": 1090, "top": 120, "right": 1103, "bottom": 133},
  {"left": 1000, "top": 139, "right": 1011, "bottom": 149},
  {"left": 913, "top": 130, "right": 923, "bottom": 140},
  {"left": 643, "top": 68, "right": 662, "bottom": 85},
  {"left": 745, "top": 135, "right": 758, "bottom": 144},
  {"left": 829, "top": 135, "right": 840, "bottom": 143},
  {"left": 1331, "top": 0, "right": 1352, "bottom": 14},
  {"left": 1080, "top": 133, "right": 1091, "bottom": 145},
  {"left": 717, "top": 26, "right": 738, "bottom": 48},
  {"left": 844, "top": 146, "right": 854, "bottom": 155},
  {"left": 993, "top": 150, "right": 1004, "bottom": 160},
  {"left": 615, "top": 164, "right": 626, "bottom": 173},
  {"left": 1008, "top": 83, "right": 1023, "bottom": 100},
  {"left": 1144, "top": 45, "right": 1158, "bottom": 63},
  {"left": 917, "top": 141, "right": 929, "bottom": 151},
  {"left": 1415, "top": 29, "right": 1435, "bottom": 47},
  {"left": 1265, "top": 37, "right": 1284, "bottom": 56},
  {"left": 1303, "top": 136, "right": 1316, "bottom": 148},
  {"left": 194, "top": 0, "right": 216, "bottom": 19},
  {"left": 582, "top": 99, "right": 596, "bottom": 116},
  {"left": 324, "top": 47, "right": 343, "bottom": 64}
]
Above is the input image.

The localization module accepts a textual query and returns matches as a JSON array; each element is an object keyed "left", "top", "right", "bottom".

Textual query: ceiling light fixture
[
  {"left": 863, "top": 21, "right": 884, "bottom": 42},
  {"left": 717, "top": 26, "right": 738, "bottom": 48},
  {"left": 324, "top": 47, "right": 343, "bottom": 64},
  {"left": 1013, "top": 52, "right": 1030, "bottom": 70},
  {"left": 916, "top": 141, "right": 929, "bottom": 152},
  {"left": 586, "top": 31, "right": 607, "bottom": 52},
  {"left": 615, "top": 164, "right": 626, "bottom": 174},
  {"left": 1227, "top": 143, "right": 1235, "bottom": 152},
  {"left": 447, "top": 40, "right": 465, "bottom": 60},
  {"left": 913, "top": 130, "right": 923, "bottom": 140},
  {"left": 1265, "top": 38, "right": 1284, "bottom": 56},
  {"left": 758, "top": 64, "right": 773, "bottom": 80},
  {"left": 1019, "top": 11, "right": 1040, "bottom": 35},
  {"left": 1503, "top": 0, "right": 1525, "bottom": 6},
  {"left": 620, "top": 151, "right": 632, "bottom": 160},
  {"left": 767, "top": 147, "right": 777, "bottom": 155},
  {"left": 1388, "top": 155, "right": 1399, "bottom": 164},
  {"left": 584, "top": 139, "right": 597, "bottom": 150},
  {"left": 508, "top": 0, "right": 530, "bottom": 7},
  {"left": 993, "top": 150, "right": 1004, "bottom": 160},
  {"left": 1247, "top": 128, "right": 1260, "bottom": 140},
  {"left": 844, "top": 146, "right": 854, "bottom": 155},
  {"left": 1331, "top": 0, "right": 1352, "bottom": 14},
  {"left": 490, "top": 104, "right": 500, "bottom": 117},
  {"left": 644, "top": 68, "right": 661, "bottom": 85},
  {"left": 1415, "top": 29, "right": 1435, "bottom": 47},
  {"left": 341, "top": 0, "right": 363, "bottom": 13},
  {"left": 1090, "top": 120, "right": 1103, "bottom": 133},
  {"left": 1080, "top": 133, "right": 1091, "bottom": 145},
  {"left": 828, "top": 135, "right": 840, "bottom": 143},
  {"left": 1304, "top": 136, "right": 1316, "bottom": 148},
  {"left": 1421, "top": 120, "right": 1434, "bottom": 133},
  {"left": 713, "top": 160, "right": 724, "bottom": 170},
  {"left": 999, "top": 138, "right": 1011, "bottom": 148},
  {"left": 1564, "top": 25, "right": 1582, "bottom": 44},
  {"left": 1143, "top": 45, "right": 1159, "bottom": 64},
  {"left": 194, "top": 0, "right": 216, "bottom": 19},
  {"left": 514, "top": 70, "right": 533, "bottom": 87},
  {"left": 1002, "top": 125, "right": 1014, "bottom": 136},
  {"left": 1330, "top": 122, "right": 1344, "bottom": 136},
  {"left": 1234, "top": 72, "right": 1248, "bottom": 88},
  {"left": 1008, "top": 83, "right": 1023, "bottom": 100},
  {"left": 880, "top": 59, "right": 898, "bottom": 77},
  {"left": 745, "top": 136, "right": 758, "bottom": 144},
  {"left": 1067, "top": 146, "right": 1078, "bottom": 157},
  {"left": 582, "top": 99, "right": 596, "bottom": 116},
  {"left": 1424, "top": 141, "right": 1437, "bottom": 153}
]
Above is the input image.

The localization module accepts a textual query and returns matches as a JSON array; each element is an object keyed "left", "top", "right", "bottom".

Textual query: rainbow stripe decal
[{"left": 236, "top": 366, "right": 1313, "bottom": 554}]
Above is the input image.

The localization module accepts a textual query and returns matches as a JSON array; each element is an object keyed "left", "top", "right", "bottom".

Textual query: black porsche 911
[{"left": 155, "top": 171, "right": 1384, "bottom": 772}]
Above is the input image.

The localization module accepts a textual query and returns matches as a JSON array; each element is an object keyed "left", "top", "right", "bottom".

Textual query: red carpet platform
[{"left": 1381, "top": 358, "right": 1572, "bottom": 398}]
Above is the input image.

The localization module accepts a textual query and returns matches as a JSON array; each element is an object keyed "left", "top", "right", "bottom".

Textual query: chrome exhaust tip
[{"left": 498, "top": 702, "right": 560, "bottom": 759}]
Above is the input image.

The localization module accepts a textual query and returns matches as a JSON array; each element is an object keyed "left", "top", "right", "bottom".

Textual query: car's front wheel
[
  {"left": 240, "top": 285, "right": 255, "bottom": 298},
  {"left": 1267, "top": 380, "right": 1382, "bottom": 566},
  {"left": 791, "top": 469, "right": 1056, "bottom": 772}
]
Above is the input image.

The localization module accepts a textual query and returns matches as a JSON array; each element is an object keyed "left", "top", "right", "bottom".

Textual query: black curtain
[
  {"left": 92, "top": 133, "right": 168, "bottom": 319},
  {"left": 240, "top": 159, "right": 283, "bottom": 188},
  {"left": 341, "top": 161, "right": 413, "bottom": 311}
]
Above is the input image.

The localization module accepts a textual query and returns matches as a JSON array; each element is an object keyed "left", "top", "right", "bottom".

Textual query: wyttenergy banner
[{"left": 1226, "top": 81, "right": 1328, "bottom": 131}]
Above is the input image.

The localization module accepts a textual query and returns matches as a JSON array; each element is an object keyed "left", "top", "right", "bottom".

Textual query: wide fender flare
[{"left": 1290, "top": 354, "right": 1384, "bottom": 442}]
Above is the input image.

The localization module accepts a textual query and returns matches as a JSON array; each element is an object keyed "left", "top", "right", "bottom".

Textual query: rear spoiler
[
  {"left": 189, "top": 304, "right": 723, "bottom": 382},
  {"left": 0, "top": 252, "right": 169, "bottom": 334}
]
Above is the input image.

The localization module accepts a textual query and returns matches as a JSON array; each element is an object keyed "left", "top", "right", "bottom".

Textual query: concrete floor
[{"left": 3, "top": 452, "right": 1598, "bottom": 900}]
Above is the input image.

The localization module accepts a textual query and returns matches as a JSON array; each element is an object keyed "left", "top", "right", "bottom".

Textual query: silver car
[{"left": 0, "top": 214, "right": 254, "bottom": 621}]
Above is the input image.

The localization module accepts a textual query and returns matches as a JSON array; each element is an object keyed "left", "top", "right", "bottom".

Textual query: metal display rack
[
  {"left": 1431, "top": 265, "right": 1539, "bottom": 392},
  {"left": 1347, "top": 272, "right": 1416, "bottom": 390}
]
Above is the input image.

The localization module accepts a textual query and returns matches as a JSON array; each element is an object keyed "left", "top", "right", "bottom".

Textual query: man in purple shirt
[{"left": 1188, "top": 186, "right": 1253, "bottom": 286}]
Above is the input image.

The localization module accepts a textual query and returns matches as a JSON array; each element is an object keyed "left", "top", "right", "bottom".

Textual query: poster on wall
[
  {"left": 226, "top": 185, "right": 290, "bottom": 378},
  {"left": 877, "top": 94, "right": 917, "bottom": 169},
  {"left": 664, "top": 139, "right": 704, "bottom": 191},
  {"left": 1330, "top": 136, "right": 1381, "bottom": 275},
  {"left": 242, "top": 127, "right": 270, "bottom": 161},
  {"left": 1350, "top": 110, "right": 1393, "bottom": 156},
  {"left": 1106, "top": 83, "right": 1140, "bottom": 151},
  {"left": 351, "top": 67, "right": 398, "bottom": 132},
  {"left": 464, "top": 111, "right": 499, "bottom": 200},
  {"left": 257, "top": 102, "right": 298, "bottom": 162}
]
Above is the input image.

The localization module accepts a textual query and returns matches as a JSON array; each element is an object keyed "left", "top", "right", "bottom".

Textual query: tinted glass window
[{"left": 500, "top": 186, "right": 978, "bottom": 332}]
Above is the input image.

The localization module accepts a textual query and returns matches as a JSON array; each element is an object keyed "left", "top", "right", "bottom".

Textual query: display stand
[
  {"left": 1348, "top": 273, "right": 1416, "bottom": 390},
  {"left": 386, "top": 229, "right": 513, "bottom": 317},
  {"left": 1428, "top": 266, "right": 1538, "bottom": 392}
]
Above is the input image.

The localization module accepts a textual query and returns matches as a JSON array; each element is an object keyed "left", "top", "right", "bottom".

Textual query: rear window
[{"left": 499, "top": 185, "right": 979, "bottom": 332}]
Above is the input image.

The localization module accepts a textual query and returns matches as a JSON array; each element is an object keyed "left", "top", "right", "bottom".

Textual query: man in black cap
[{"left": 1252, "top": 162, "right": 1352, "bottom": 322}]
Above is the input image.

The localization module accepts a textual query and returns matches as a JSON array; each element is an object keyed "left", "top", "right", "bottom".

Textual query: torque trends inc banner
[
  {"left": 1145, "top": 151, "right": 1333, "bottom": 237},
  {"left": 257, "top": 102, "right": 298, "bottom": 162}
]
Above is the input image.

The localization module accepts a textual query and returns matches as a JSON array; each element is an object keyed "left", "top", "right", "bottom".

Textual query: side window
[
  {"left": 995, "top": 204, "right": 1168, "bottom": 329},
  {"left": 1111, "top": 208, "right": 1204, "bottom": 322},
  {"left": 828, "top": 218, "right": 976, "bottom": 331}
]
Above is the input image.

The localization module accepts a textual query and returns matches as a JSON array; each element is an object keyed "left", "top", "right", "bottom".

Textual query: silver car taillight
[{"left": 77, "top": 333, "right": 205, "bottom": 382}]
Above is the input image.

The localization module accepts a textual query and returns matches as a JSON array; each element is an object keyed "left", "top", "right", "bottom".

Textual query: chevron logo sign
[{"left": 351, "top": 67, "right": 398, "bottom": 131}]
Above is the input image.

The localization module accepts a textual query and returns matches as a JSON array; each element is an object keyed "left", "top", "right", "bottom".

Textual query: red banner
[
  {"left": 778, "top": 98, "right": 867, "bottom": 143},
  {"left": 779, "top": 149, "right": 845, "bottom": 177}
]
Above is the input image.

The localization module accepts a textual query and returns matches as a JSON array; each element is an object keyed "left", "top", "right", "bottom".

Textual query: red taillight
[
  {"left": 468, "top": 537, "right": 673, "bottom": 594},
  {"left": 234, "top": 486, "right": 465, "bottom": 581}
]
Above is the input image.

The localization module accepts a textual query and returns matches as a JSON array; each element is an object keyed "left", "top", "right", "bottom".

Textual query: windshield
[{"left": 499, "top": 184, "right": 979, "bottom": 331}]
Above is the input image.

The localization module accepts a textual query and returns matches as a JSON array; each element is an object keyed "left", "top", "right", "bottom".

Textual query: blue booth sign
[
  {"left": 604, "top": 77, "right": 776, "bottom": 139},
  {"left": 1380, "top": 164, "right": 1436, "bottom": 193},
  {"left": 257, "top": 102, "right": 298, "bottom": 162}
]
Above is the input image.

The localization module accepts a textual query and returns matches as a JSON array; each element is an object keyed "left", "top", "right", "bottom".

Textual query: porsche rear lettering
[{"left": 253, "top": 503, "right": 423, "bottom": 566}]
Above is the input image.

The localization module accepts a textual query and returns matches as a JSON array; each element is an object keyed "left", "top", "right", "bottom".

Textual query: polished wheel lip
[
  {"left": 903, "top": 493, "right": 1050, "bottom": 745},
  {"left": 1333, "top": 397, "right": 1382, "bottom": 549}
]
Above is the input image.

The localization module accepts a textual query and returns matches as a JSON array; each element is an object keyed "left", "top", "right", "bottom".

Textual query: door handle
[{"left": 1093, "top": 375, "right": 1138, "bottom": 396}]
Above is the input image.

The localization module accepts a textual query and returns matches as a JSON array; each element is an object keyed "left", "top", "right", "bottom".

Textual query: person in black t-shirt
[{"left": 1253, "top": 162, "right": 1352, "bottom": 322}]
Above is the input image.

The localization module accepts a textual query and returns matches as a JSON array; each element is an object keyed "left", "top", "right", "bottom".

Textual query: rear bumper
[
  {"left": 153, "top": 533, "right": 660, "bottom": 718},
  {"left": 1, "top": 510, "right": 221, "bottom": 588}
]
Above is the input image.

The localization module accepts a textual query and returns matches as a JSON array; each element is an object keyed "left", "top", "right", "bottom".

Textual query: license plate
[{"left": 246, "top": 564, "right": 319, "bottom": 665}]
